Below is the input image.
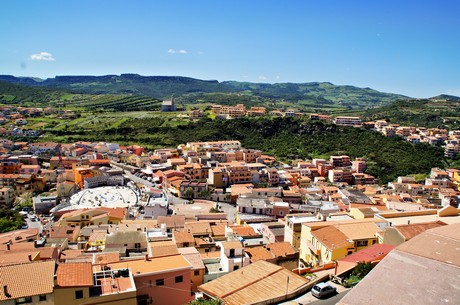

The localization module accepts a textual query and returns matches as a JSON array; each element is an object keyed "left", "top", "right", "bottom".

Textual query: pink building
[{"left": 108, "top": 254, "right": 193, "bottom": 305}]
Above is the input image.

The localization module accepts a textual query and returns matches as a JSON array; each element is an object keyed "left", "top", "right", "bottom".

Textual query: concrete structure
[{"left": 338, "top": 223, "right": 460, "bottom": 305}]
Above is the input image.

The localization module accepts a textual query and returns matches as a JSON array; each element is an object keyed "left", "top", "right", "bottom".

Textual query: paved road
[
  {"left": 280, "top": 281, "right": 350, "bottom": 305},
  {"left": 25, "top": 214, "right": 43, "bottom": 234},
  {"left": 216, "top": 201, "right": 236, "bottom": 223},
  {"left": 111, "top": 161, "right": 189, "bottom": 207},
  {"left": 309, "top": 290, "right": 350, "bottom": 305}
]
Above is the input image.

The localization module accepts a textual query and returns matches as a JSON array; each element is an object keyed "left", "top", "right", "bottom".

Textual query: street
[
  {"left": 280, "top": 282, "right": 350, "bottom": 305},
  {"left": 309, "top": 290, "right": 350, "bottom": 305},
  {"left": 25, "top": 214, "right": 43, "bottom": 234}
]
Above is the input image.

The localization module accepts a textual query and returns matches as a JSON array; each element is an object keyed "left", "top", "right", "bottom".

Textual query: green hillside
[
  {"left": 362, "top": 98, "right": 460, "bottom": 129},
  {"left": 0, "top": 81, "right": 66, "bottom": 104},
  {"left": 0, "top": 81, "right": 162, "bottom": 111},
  {"left": 0, "top": 74, "right": 408, "bottom": 110}
]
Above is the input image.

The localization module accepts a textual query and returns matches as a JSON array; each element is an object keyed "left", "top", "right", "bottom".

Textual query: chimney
[
  {"left": 3, "top": 285, "right": 11, "bottom": 298},
  {"left": 28, "top": 254, "right": 32, "bottom": 261},
  {"left": 144, "top": 254, "right": 149, "bottom": 262},
  {"left": 6, "top": 243, "right": 10, "bottom": 251}
]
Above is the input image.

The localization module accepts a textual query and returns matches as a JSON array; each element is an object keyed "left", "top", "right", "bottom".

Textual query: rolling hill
[{"left": 0, "top": 74, "right": 408, "bottom": 110}]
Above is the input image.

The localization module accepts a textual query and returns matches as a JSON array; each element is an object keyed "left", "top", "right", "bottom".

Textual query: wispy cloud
[
  {"left": 197, "top": 51, "right": 204, "bottom": 55},
  {"left": 276, "top": 75, "right": 281, "bottom": 80},
  {"left": 30, "top": 52, "right": 55, "bottom": 61},
  {"left": 168, "top": 49, "right": 188, "bottom": 54},
  {"left": 258, "top": 75, "right": 267, "bottom": 80}
]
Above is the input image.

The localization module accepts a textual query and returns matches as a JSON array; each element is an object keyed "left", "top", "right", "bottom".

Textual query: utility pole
[{"left": 286, "top": 275, "right": 290, "bottom": 296}]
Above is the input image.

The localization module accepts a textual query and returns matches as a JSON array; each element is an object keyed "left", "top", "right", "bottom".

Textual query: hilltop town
[{"left": 0, "top": 102, "right": 460, "bottom": 305}]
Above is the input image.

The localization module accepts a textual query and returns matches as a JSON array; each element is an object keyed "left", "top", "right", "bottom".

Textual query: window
[
  {"left": 39, "top": 295, "right": 47, "bottom": 301},
  {"left": 75, "top": 290, "right": 84, "bottom": 299},
  {"left": 175, "top": 275, "right": 183, "bottom": 283},
  {"left": 194, "top": 270, "right": 200, "bottom": 276},
  {"left": 15, "top": 297, "right": 32, "bottom": 304},
  {"left": 156, "top": 279, "right": 164, "bottom": 286},
  {"left": 355, "top": 240, "right": 368, "bottom": 247}
]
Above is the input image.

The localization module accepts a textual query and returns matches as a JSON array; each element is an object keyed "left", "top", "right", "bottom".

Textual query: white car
[{"left": 311, "top": 282, "right": 337, "bottom": 298}]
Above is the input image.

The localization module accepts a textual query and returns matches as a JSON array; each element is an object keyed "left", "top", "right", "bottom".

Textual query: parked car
[{"left": 311, "top": 283, "right": 337, "bottom": 298}]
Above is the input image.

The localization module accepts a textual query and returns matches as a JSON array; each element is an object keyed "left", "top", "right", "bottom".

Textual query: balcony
[{"left": 308, "top": 241, "right": 321, "bottom": 255}]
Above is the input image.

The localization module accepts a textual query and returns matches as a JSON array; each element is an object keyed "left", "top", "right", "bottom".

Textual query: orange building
[{"left": 73, "top": 165, "right": 95, "bottom": 188}]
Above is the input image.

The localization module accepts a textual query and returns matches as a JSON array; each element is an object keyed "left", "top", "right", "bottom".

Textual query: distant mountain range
[{"left": 0, "top": 74, "right": 412, "bottom": 108}]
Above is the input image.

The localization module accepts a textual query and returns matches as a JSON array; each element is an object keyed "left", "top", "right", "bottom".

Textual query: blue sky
[{"left": 1, "top": 0, "right": 459, "bottom": 97}]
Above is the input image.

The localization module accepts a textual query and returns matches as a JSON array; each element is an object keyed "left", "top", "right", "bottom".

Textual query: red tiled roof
[
  {"left": 0, "top": 260, "right": 55, "bottom": 301},
  {"left": 340, "top": 244, "right": 395, "bottom": 263},
  {"left": 56, "top": 262, "right": 93, "bottom": 287}
]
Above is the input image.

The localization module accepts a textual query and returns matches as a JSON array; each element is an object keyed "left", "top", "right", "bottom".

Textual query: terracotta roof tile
[
  {"left": 173, "top": 231, "right": 195, "bottom": 244},
  {"left": 0, "top": 260, "right": 55, "bottom": 301},
  {"left": 60, "top": 249, "right": 84, "bottom": 260},
  {"left": 185, "top": 222, "right": 212, "bottom": 235},
  {"left": 221, "top": 240, "right": 243, "bottom": 250},
  {"left": 340, "top": 244, "right": 395, "bottom": 263},
  {"left": 56, "top": 262, "right": 93, "bottom": 287},
  {"left": 396, "top": 221, "right": 448, "bottom": 241},
  {"left": 178, "top": 248, "right": 206, "bottom": 270},
  {"left": 230, "top": 226, "right": 259, "bottom": 237},
  {"left": 210, "top": 223, "right": 227, "bottom": 236},
  {"left": 245, "top": 246, "right": 275, "bottom": 262},
  {"left": 266, "top": 242, "right": 298, "bottom": 257},
  {"left": 149, "top": 241, "right": 179, "bottom": 257},
  {"left": 0, "top": 251, "right": 40, "bottom": 266},
  {"left": 312, "top": 226, "right": 353, "bottom": 250}
]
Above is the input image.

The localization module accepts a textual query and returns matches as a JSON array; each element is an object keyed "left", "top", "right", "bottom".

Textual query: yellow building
[
  {"left": 299, "top": 220, "right": 382, "bottom": 266},
  {"left": 57, "top": 207, "right": 126, "bottom": 228},
  {"left": 452, "top": 171, "right": 460, "bottom": 191}
]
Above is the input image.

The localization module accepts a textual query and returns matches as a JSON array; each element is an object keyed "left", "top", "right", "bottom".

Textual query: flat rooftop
[{"left": 68, "top": 186, "right": 138, "bottom": 210}]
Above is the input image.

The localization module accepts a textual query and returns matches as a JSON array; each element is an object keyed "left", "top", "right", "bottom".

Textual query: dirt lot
[{"left": 172, "top": 199, "right": 215, "bottom": 219}]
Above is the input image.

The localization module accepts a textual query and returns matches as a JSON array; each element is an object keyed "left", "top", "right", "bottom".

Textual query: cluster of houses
[
  {"left": 190, "top": 104, "right": 305, "bottom": 119},
  {"left": 0, "top": 135, "right": 460, "bottom": 304},
  {"left": 1, "top": 164, "right": 459, "bottom": 304},
  {"left": 310, "top": 113, "right": 460, "bottom": 159},
  {"left": 0, "top": 105, "right": 76, "bottom": 138},
  {"left": 152, "top": 141, "right": 376, "bottom": 202}
]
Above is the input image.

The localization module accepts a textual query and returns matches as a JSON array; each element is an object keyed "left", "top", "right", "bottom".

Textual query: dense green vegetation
[
  {"left": 361, "top": 98, "right": 460, "bottom": 129},
  {"left": 0, "top": 208, "right": 24, "bottom": 233},
  {"left": 36, "top": 116, "right": 446, "bottom": 184},
  {"left": 187, "top": 298, "right": 221, "bottom": 305},
  {"left": 0, "top": 81, "right": 66, "bottom": 105},
  {"left": 345, "top": 261, "right": 375, "bottom": 287}
]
